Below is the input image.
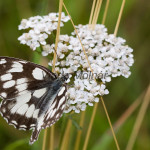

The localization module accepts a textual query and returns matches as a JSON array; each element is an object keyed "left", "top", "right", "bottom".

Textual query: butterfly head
[{"left": 60, "top": 73, "right": 69, "bottom": 83}]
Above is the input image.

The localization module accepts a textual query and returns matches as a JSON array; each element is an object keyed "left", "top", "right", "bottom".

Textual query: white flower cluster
[
  {"left": 18, "top": 12, "right": 70, "bottom": 50},
  {"left": 47, "top": 24, "right": 134, "bottom": 113},
  {"left": 65, "top": 24, "right": 134, "bottom": 81},
  {"left": 64, "top": 80, "right": 109, "bottom": 113},
  {"left": 18, "top": 15, "right": 134, "bottom": 113}
]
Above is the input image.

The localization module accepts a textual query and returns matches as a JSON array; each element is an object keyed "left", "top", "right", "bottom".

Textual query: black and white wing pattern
[{"left": 0, "top": 57, "right": 68, "bottom": 144}]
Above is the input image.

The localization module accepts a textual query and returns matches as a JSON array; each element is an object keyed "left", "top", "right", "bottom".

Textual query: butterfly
[{"left": 0, "top": 56, "right": 69, "bottom": 144}]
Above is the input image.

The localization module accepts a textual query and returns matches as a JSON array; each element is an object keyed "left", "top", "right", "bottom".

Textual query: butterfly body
[{"left": 0, "top": 57, "right": 68, "bottom": 144}]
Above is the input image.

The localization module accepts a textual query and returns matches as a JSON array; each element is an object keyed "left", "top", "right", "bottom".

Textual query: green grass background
[{"left": 0, "top": 0, "right": 150, "bottom": 150}]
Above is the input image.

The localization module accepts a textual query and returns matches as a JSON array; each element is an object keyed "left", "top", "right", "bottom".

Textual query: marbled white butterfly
[{"left": 0, "top": 57, "right": 69, "bottom": 144}]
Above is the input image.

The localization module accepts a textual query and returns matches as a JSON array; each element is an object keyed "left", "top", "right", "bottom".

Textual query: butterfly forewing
[
  {"left": 0, "top": 57, "right": 68, "bottom": 144},
  {"left": 0, "top": 57, "right": 55, "bottom": 130}
]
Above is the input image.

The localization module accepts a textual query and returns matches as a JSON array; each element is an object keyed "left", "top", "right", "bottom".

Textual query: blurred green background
[{"left": 0, "top": 0, "right": 150, "bottom": 150}]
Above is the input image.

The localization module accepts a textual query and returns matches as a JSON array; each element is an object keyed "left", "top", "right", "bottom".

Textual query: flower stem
[
  {"left": 83, "top": 102, "right": 98, "bottom": 150},
  {"left": 100, "top": 96, "right": 120, "bottom": 150},
  {"left": 126, "top": 85, "right": 150, "bottom": 150},
  {"left": 42, "top": 128, "right": 47, "bottom": 150},
  {"left": 64, "top": 2, "right": 121, "bottom": 150},
  {"left": 60, "top": 119, "right": 72, "bottom": 150},
  {"left": 102, "top": 0, "right": 110, "bottom": 24},
  {"left": 114, "top": 0, "right": 126, "bottom": 36},
  {"left": 49, "top": 126, "right": 54, "bottom": 150},
  {"left": 63, "top": 2, "right": 95, "bottom": 79},
  {"left": 89, "top": 0, "right": 96, "bottom": 25},
  {"left": 74, "top": 111, "right": 86, "bottom": 150},
  {"left": 48, "top": 0, "right": 64, "bottom": 150},
  {"left": 113, "top": 92, "right": 143, "bottom": 130},
  {"left": 52, "top": 0, "right": 63, "bottom": 72},
  {"left": 92, "top": 0, "right": 103, "bottom": 29},
  {"left": 95, "top": 92, "right": 144, "bottom": 147}
]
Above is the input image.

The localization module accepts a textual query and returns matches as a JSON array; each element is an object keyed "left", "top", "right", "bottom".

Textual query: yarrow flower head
[
  {"left": 18, "top": 12, "right": 70, "bottom": 50},
  {"left": 47, "top": 24, "right": 134, "bottom": 113},
  {"left": 18, "top": 16, "right": 134, "bottom": 114}
]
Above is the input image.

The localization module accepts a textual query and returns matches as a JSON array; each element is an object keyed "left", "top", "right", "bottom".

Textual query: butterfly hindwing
[
  {"left": 43, "top": 86, "right": 67, "bottom": 128},
  {"left": 0, "top": 94, "right": 37, "bottom": 130},
  {"left": 0, "top": 87, "right": 49, "bottom": 130},
  {"left": 30, "top": 85, "right": 67, "bottom": 144}
]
